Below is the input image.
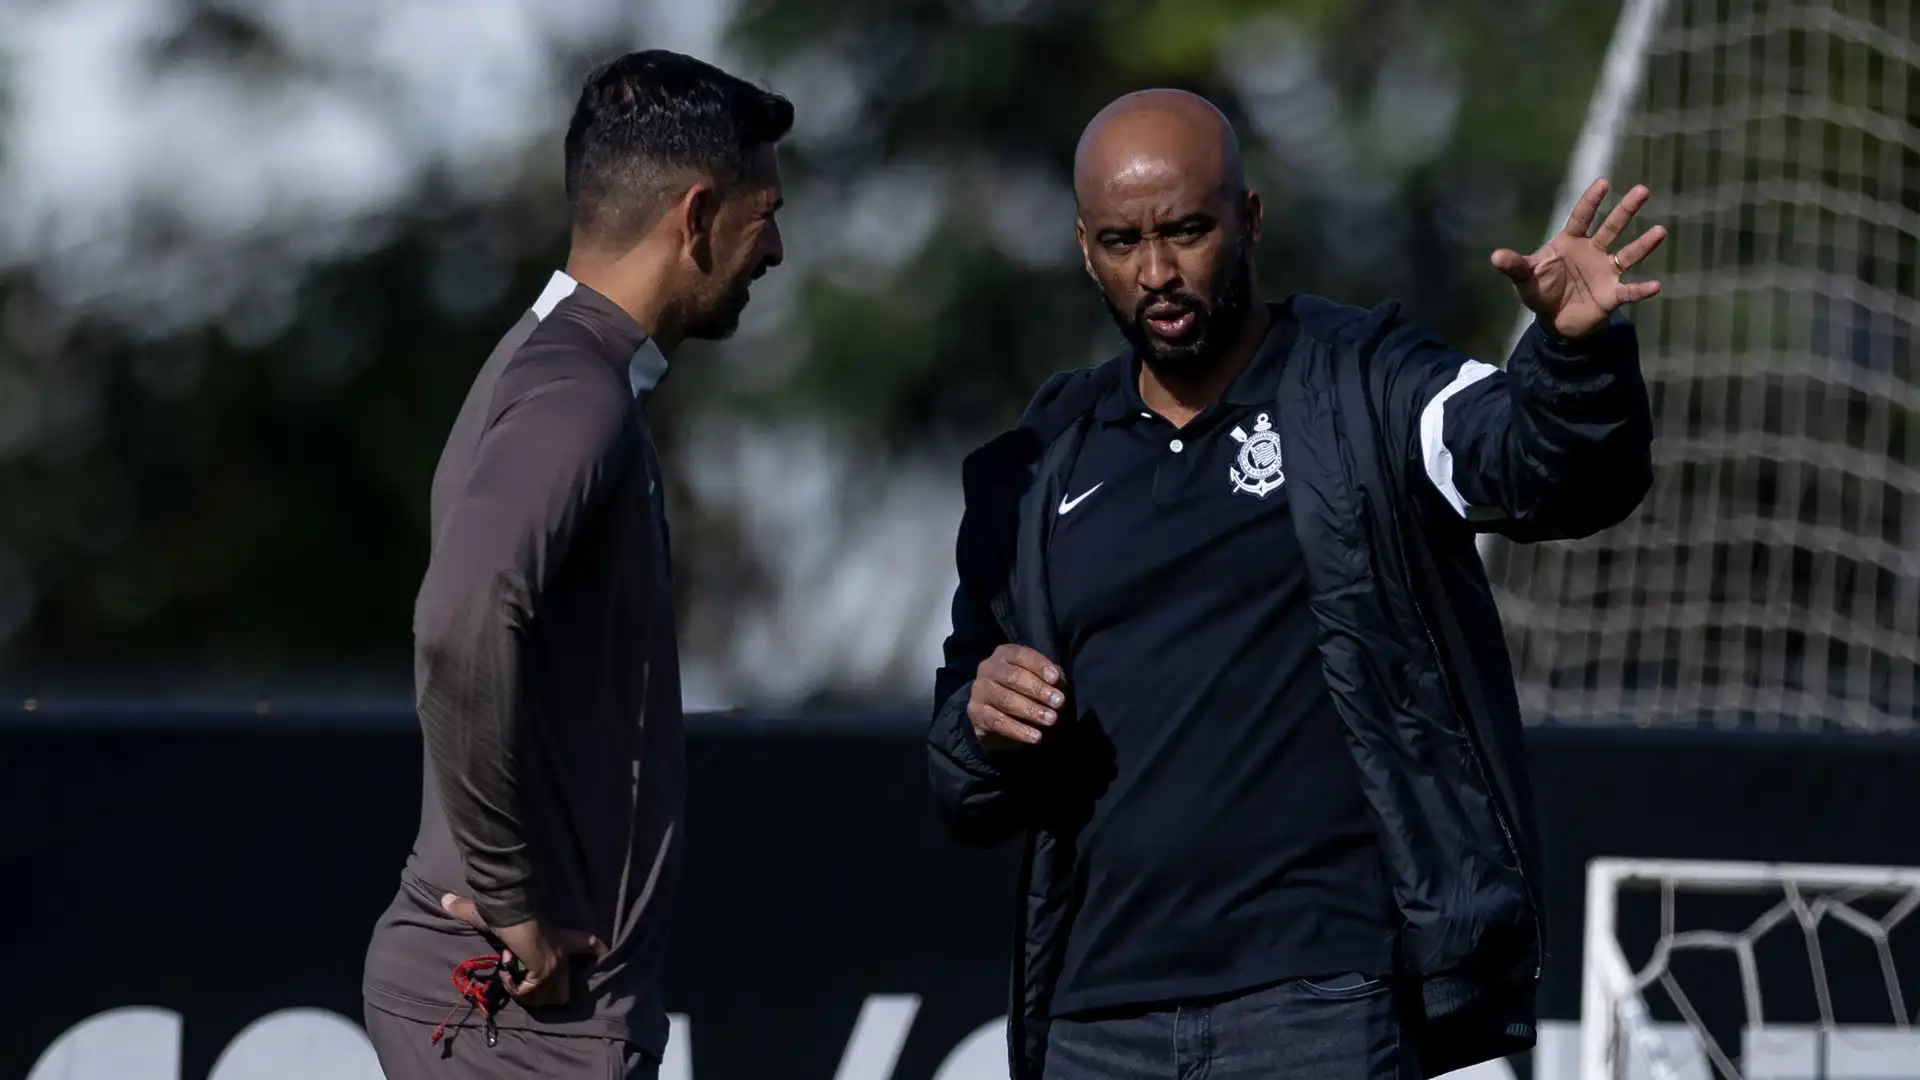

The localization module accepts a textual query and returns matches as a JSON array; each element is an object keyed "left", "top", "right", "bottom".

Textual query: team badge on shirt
[{"left": 1229, "top": 412, "right": 1285, "bottom": 498}]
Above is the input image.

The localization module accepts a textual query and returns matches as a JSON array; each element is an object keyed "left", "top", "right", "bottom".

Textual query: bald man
[{"left": 928, "top": 91, "right": 1664, "bottom": 1080}]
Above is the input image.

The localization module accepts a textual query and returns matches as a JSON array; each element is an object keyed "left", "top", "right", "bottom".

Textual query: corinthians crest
[{"left": 1229, "top": 412, "right": 1285, "bottom": 498}]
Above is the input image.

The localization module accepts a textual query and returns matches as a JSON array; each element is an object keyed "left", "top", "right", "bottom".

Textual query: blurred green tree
[
  {"left": 0, "top": 0, "right": 1621, "bottom": 696},
  {"left": 696, "top": 0, "right": 1622, "bottom": 438}
]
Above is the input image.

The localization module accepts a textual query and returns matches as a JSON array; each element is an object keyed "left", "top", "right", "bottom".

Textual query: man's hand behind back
[
  {"left": 440, "top": 894, "right": 606, "bottom": 1007},
  {"left": 969, "top": 644, "right": 1066, "bottom": 753}
]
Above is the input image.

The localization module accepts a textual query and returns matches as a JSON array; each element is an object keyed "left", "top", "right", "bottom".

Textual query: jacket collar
[{"left": 530, "top": 270, "right": 669, "bottom": 398}]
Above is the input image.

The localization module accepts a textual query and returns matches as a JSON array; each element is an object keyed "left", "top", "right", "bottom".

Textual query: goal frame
[{"left": 1580, "top": 856, "right": 1920, "bottom": 1080}]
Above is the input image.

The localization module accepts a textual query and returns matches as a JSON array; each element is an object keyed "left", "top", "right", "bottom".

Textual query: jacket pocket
[{"left": 1295, "top": 973, "right": 1390, "bottom": 1001}]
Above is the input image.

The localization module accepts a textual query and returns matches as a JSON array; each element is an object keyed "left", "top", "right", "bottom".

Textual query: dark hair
[{"left": 563, "top": 50, "right": 794, "bottom": 245}]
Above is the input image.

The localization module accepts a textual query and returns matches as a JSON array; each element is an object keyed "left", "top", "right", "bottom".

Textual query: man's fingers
[
  {"left": 1489, "top": 248, "right": 1532, "bottom": 283},
  {"left": 1611, "top": 224, "right": 1667, "bottom": 270},
  {"left": 506, "top": 969, "right": 569, "bottom": 1007},
  {"left": 1615, "top": 279, "right": 1662, "bottom": 304},
  {"left": 1561, "top": 177, "right": 1610, "bottom": 237},
  {"left": 985, "top": 709, "right": 1043, "bottom": 745},
  {"left": 992, "top": 661, "right": 1064, "bottom": 718},
  {"left": 971, "top": 644, "right": 1065, "bottom": 750},
  {"left": 970, "top": 702, "right": 1042, "bottom": 746},
  {"left": 440, "top": 893, "right": 488, "bottom": 932},
  {"left": 987, "top": 677, "right": 1058, "bottom": 727},
  {"left": 998, "top": 645, "right": 1064, "bottom": 687},
  {"left": 1592, "top": 184, "right": 1651, "bottom": 247},
  {"left": 503, "top": 952, "right": 565, "bottom": 999}
]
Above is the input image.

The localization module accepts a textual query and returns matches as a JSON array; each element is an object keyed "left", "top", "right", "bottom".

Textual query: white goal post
[{"left": 1581, "top": 857, "right": 1920, "bottom": 1080}]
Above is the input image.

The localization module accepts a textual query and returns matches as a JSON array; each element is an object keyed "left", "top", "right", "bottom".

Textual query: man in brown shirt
[{"left": 361, "top": 50, "right": 788, "bottom": 1079}]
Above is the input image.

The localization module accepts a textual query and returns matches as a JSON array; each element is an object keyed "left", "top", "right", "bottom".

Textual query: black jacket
[{"left": 927, "top": 295, "right": 1652, "bottom": 1079}]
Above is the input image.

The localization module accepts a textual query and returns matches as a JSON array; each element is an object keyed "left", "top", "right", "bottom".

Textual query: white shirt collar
[
  {"left": 530, "top": 270, "right": 667, "bottom": 399},
  {"left": 529, "top": 269, "right": 577, "bottom": 320},
  {"left": 628, "top": 337, "right": 668, "bottom": 396}
]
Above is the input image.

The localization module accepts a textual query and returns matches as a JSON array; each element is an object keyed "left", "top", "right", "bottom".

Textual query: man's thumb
[
  {"left": 440, "top": 893, "right": 487, "bottom": 932},
  {"left": 1489, "top": 248, "right": 1532, "bottom": 282}
]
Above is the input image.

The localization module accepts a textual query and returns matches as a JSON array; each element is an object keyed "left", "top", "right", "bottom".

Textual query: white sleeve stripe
[{"left": 1420, "top": 359, "right": 1500, "bottom": 518}]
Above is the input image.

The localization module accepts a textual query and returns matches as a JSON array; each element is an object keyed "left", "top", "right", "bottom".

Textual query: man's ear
[
  {"left": 1075, "top": 217, "right": 1096, "bottom": 282},
  {"left": 669, "top": 182, "right": 719, "bottom": 271},
  {"left": 1244, "top": 189, "right": 1263, "bottom": 246}
]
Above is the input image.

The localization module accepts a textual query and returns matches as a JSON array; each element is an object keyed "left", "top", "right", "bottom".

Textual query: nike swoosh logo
[{"left": 1058, "top": 482, "right": 1103, "bottom": 515}]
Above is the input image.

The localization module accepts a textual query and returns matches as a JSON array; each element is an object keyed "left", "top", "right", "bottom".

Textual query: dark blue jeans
[{"left": 1042, "top": 974, "right": 1418, "bottom": 1080}]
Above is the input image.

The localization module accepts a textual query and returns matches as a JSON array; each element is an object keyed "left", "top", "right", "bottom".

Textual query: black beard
[
  {"left": 1105, "top": 246, "right": 1255, "bottom": 380},
  {"left": 683, "top": 277, "right": 754, "bottom": 342}
]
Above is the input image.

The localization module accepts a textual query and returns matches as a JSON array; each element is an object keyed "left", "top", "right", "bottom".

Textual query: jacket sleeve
[
  {"left": 927, "top": 430, "right": 1045, "bottom": 850},
  {"left": 1380, "top": 309, "right": 1653, "bottom": 542},
  {"left": 412, "top": 369, "right": 633, "bottom": 927},
  {"left": 927, "top": 583, "right": 1031, "bottom": 849}
]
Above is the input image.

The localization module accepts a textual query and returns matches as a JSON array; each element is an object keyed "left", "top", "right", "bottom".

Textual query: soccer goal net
[
  {"left": 1582, "top": 857, "right": 1920, "bottom": 1080},
  {"left": 1482, "top": 0, "right": 1920, "bottom": 732}
]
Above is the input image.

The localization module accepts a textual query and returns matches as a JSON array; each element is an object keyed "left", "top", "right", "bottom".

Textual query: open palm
[{"left": 1491, "top": 178, "right": 1668, "bottom": 339}]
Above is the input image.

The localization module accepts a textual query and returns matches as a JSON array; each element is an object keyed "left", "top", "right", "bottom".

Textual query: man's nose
[
  {"left": 763, "top": 224, "right": 785, "bottom": 270},
  {"left": 1138, "top": 240, "right": 1178, "bottom": 292}
]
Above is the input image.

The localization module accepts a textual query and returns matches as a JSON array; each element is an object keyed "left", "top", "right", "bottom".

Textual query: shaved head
[
  {"left": 1073, "top": 90, "right": 1261, "bottom": 376},
  {"left": 1073, "top": 89, "right": 1244, "bottom": 211}
]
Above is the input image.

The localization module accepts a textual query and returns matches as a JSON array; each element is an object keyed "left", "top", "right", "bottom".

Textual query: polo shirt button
[{"left": 1169, "top": 439, "right": 1184, "bottom": 453}]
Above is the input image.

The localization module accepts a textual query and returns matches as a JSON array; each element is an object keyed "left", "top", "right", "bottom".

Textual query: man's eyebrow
[
  {"left": 1157, "top": 213, "right": 1216, "bottom": 231},
  {"left": 1092, "top": 213, "right": 1214, "bottom": 240}
]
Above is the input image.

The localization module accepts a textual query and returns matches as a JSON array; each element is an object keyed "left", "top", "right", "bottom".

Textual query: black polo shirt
[{"left": 1045, "top": 309, "right": 1394, "bottom": 1016}]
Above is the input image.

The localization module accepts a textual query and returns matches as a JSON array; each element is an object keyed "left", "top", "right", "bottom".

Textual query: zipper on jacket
[{"left": 1405, "top": 589, "right": 1545, "bottom": 981}]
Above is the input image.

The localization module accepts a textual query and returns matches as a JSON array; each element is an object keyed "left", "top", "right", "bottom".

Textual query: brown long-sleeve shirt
[{"left": 363, "top": 272, "right": 683, "bottom": 1056}]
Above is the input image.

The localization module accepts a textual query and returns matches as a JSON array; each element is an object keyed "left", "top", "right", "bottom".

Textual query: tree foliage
[{"left": 0, "top": 0, "right": 1620, "bottom": 695}]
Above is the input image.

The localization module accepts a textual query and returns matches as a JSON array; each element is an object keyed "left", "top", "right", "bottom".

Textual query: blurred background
[
  {"left": 6, "top": 0, "right": 1919, "bottom": 1078},
  {"left": 0, "top": 0, "right": 1620, "bottom": 709}
]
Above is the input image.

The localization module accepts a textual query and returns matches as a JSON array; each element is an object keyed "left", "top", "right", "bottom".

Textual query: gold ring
[{"left": 1611, "top": 252, "right": 1626, "bottom": 274}]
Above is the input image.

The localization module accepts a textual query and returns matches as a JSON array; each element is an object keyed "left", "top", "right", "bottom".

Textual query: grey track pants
[{"left": 363, "top": 1002, "right": 658, "bottom": 1080}]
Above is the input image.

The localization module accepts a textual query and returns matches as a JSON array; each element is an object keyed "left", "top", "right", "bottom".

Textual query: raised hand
[{"left": 1490, "top": 178, "right": 1667, "bottom": 339}]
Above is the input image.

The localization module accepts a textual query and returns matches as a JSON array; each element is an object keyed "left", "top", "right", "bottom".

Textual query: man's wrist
[
  {"left": 1540, "top": 308, "right": 1626, "bottom": 346},
  {"left": 473, "top": 890, "right": 535, "bottom": 929},
  {"left": 953, "top": 711, "right": 1008, "bottom": 775}
]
